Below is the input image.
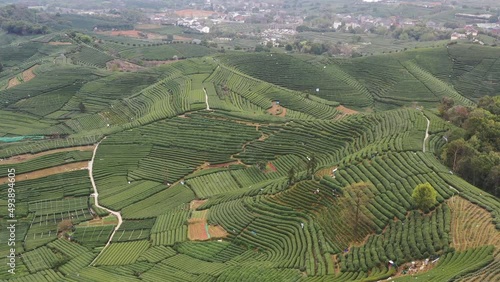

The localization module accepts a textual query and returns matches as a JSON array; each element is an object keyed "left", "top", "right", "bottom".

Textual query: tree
[
  {"left": 287, "top": 167, "right": 296, "bottom": 185},
  {"left": 438, "top": 96, "right": 455, "bottom": 117},
  {"left": 0, "top": 62, "right": 3, "bottom": 72},
  {"left": 256, "top": 161, "right": 267, "bottom": 172},
  {"left": 78, "top": 102, "right": 86, "bottom": 113},
  {"left": 57, "top": 219, "right": 73, "bottom": 235},
  {"left": 478, "top": 95, "right": 500, "bottom": 115},
  {"left": 441, "top": 138, "right": 475, "bottom": 172},
  {"left": 446, "top": 106, "right": 470, "bottom": 127},
  {"left": 444, "top": 22, "right": 459, "bottom": 29},
  {"left": 306, "top": 154, "right": 318, "bottom": 179},
  {"left": 255, "top": 44, "right": 265, "bottom": 52},
  {"left": 484, "top": 165, "right": 500, "bottom": 197},
  {"left": 346, "top": 182, "right": 372, "bottom": 237},
  {"left": 285, "top": 44, "right": 293, "bottom": 51},
  {"left": 412, "top": 183, "right": 437, "bottom": 211},
  {"left": 77, "top": 34, "right": 92, "bottom": 44}
]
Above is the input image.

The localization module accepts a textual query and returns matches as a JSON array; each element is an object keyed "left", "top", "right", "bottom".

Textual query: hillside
[
  {"left": 219, "top": 45, "right": 500, "bottom": 111},
  {"left": 0, "top": 30, "right": 499, "bottom": 282}
]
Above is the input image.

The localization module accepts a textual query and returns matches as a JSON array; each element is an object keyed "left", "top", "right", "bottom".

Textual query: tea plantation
[{"left": 0, "top": 35, "right": 498, "bottom": 282}]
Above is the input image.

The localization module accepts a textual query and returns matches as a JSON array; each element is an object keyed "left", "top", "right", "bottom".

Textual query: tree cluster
[
  {"left": 412, "top": 183, "right": 437, "bottom": 212},
  {"left": 0, "top": 5, "right": 49, "bottom": 35},
  {"left": 2, "top": 20, "right": 48, "bottom": 35},
  {"left": 439, "top": 96, "right": 500, "bottom": 196},
  {"left": 286, "top": 40, "right": 350, "bottom": 56},
  {"left": 391, "top": 25, "right": 450, "bottom": 41}
]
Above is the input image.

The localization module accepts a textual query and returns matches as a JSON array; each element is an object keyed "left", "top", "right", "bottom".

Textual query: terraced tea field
[{"left": 0, "top": 39, "right": 498, "bottom": 282}]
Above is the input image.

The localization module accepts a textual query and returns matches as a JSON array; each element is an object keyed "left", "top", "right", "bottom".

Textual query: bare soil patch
[
  {"left": 208, "top": 161, "right": 242, "bottom": 168},
  {"left": 190, "top": 200, "right": 207, "bottom": 210},
  {"left": 192, "top": 160, "right": 244, "bottom": 174},
  {"left": 7, "top": 77, "right": 21, "bottom": 89},
  {"left": 336, "top": 105, "right": 358, "bottom": 115},
  {"left": 267, "top": 101, "right": 287, "bottom": 117},
  {"left": 448, "top": 196, "right": 500, "bottom": 251},
  {"left": 142, "top": 60, "right": 182, "bottom": 67},
  {"left": 334, "top": 105, "right": 358, "bottom": 121},
  {"left": 106, "top": 59, "right": 144, "bottom": 72},
  {"left": 188, "top": 209, "right": 209, "bottom": 240},
  {"left": 110, "top": 30, "right": 145, "bottom": 38},
  {"left": 48, "top": 41, "right": 72, "bottom": 45},
  {"left": 99, "top": 30, "right": 165, "bottom": 40},
  {"left": 187, "top": 208, "right": 228, "bottom": 240},
  {"left": 22, "top": 65, "right": 38, "bottom": 82},
  {"left": 391, "top": 259, "right": 436, "bottom": 279},
  {"left": 332, "top": 255, "right": 341, "bottom": 274},
  {"left": 135, "top": 24, "right": 161, "bottom": 30},
  {"left": 174, "top": 35, "right": 192, "bottom": 41},
  {"left": 1, "top": 146, "right": 95, "bottom": 165},
  {"left": 0, "top": 161, "right": 88, "bottom": 185},
  {"left": 315, "top": 166, "right": 337, "bottom": 178},
  {"left": 80, "top": 215, "right": 118, "bottom": 226},
  {"left": 6, "top": 65, "right": 38, "bottom": 89},
  {"left": 208, "top": 225, "right": 228, "bottom": 238},
  {"left": 203, "top": 115, "right": 262, "bottom": 130},
  {"left": 266, "top": 162, "right": 277, "bottom": 173},
  {"left": 258, "top": 132, "right": 269, "bottom": 141},
  {"left": 188, "top": 218, "right": 209, "bottom": 241},
  {"left": 175, "top": 9, "right": 218, "bottom": 18}
]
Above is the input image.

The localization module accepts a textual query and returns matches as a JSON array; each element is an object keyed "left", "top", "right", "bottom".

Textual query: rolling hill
[{"left": 0, "top": 32, "right": 498, "bottom": 282}]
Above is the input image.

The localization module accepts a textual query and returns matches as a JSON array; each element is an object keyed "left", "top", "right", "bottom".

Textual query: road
[
  {"left": 203, "top": 87, "right": 210, "bottom": 110},
  {"left": 88, "top": 137, "right": 123, "bottom": 266},
  {"left": 423, "top": 116, "right": 430, "bottom": 153}
]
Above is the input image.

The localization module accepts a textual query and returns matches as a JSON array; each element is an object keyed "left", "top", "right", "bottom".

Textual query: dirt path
[
  {"left": 0, "top": 162, "right": 88, "bottom": 184},
  {"left": 88, "top": 137, "right": 123, "bottom": 266},
  {"left": 423, "top": 116, "right": 430, "bottom": 153},
  {"left": 48, "top": 42, "right": 72, "bottom": 45},
  {"left": 203, "top": 87, "right": 210, "bottom": 110},
  {"left": 1, "top": 146, "right": 95, "bottom": 165}
]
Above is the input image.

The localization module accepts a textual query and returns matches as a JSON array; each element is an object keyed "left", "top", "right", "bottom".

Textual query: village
[
  {"left": 143, "top": 0, "right": 499, "bottom": 50},
  {"left": 24, "top": 0, "right": 500, "bottom": 55}
]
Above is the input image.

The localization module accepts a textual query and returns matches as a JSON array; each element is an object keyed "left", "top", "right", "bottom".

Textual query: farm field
[{"left": 0, "top": 25, "right": 498, "bottom": 282}]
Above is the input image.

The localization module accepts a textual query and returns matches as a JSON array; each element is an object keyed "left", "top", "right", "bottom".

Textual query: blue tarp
[{"left": 0, "top": 136, "right": 45, "bottom": 143}]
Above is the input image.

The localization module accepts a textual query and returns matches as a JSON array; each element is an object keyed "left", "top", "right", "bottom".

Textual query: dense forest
[{"left": 440, "top": 96, "right": 500, "bottom": 196}]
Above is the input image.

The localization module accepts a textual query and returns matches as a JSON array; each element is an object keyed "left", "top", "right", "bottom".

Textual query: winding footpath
[
  {"left": 423, "top": 116, "right": 430, "bottom": 153},
  {"left": 203, "top": 87, "right": 210, "bottom": 110},
  {"left": 88, "top": 137, "right": 123, "bottom": 266},
  {"left": 421, "top": 115, "right": 459, "bottom": 195}
]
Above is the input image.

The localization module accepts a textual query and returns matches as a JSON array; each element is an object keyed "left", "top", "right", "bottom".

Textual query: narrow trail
[
  {"left": 203, "top": 87, "right": 210, "bottom": 110},
  {"left": 423, "top": 116, "right": 430, "bottom": 153},
  {"left": 88, "top": 137, "right": 123, "bottom": 266}
]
